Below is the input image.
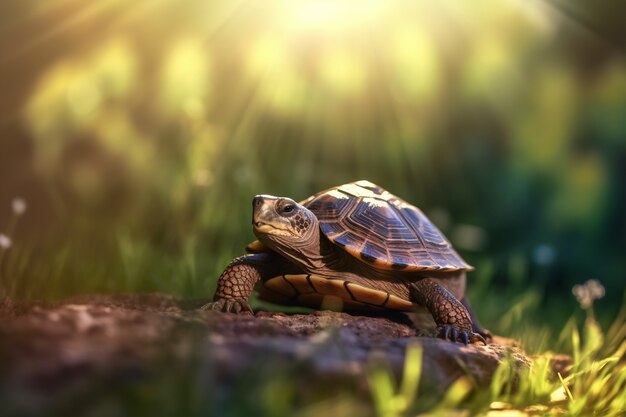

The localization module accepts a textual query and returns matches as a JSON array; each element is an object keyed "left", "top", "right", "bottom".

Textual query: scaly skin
[
  {"left": 201, "top": 255, "right": 261, "bottom": 314},
  {"left": 411, "top": 278, "right": 486, "bottom": 344},
  {"left": 202, "top": 253, "right": 292, "bottom": 314}
]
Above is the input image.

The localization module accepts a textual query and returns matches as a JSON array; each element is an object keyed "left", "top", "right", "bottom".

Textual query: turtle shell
[{"left": 301, "top": 180, "right": 473, "bottom": 272}]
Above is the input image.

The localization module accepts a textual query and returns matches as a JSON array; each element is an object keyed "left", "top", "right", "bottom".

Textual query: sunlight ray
[{"left": 0, "top": 1, "right": 123, "bottom": 65}]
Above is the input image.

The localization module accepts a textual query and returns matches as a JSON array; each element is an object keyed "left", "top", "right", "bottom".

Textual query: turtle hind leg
[
  {"left": 461, "top": 296, "right": 493, "bottom": 341},
  {"left": 409, "top": 278, "right": 486, "bottom": 345}
]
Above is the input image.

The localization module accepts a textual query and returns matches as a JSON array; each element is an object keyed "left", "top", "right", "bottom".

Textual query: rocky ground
[{"left": 0, "top": 294, "right": 539, "bottom": 417}]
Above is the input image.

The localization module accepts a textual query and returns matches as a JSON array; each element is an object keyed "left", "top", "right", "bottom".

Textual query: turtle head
[
  {"left": 252, "top": 195, "right": 317, "bottom": 240},
  {"left": 251, "top": 195, "right": 326, "bottom": 271}
]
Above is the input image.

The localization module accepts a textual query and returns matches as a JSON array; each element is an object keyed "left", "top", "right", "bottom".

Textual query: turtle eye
[{"left": 282, "top": 204, "right": 295, "bottom": 213}]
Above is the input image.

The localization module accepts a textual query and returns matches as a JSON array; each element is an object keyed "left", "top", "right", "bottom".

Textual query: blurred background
[{"left": 0, "top": 0, "right": 624, "bottom": 330}]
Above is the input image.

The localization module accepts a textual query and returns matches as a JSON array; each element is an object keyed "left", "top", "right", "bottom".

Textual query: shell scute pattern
[
  {"left": 344, "top": 197, "right": 416, "bottom": 242},
  {"left": 360, "top": 241, "right": 388, "bottom": 265},
  {"left": 304, "top": 191, "right": 352, "bottom": 222},
  {"left": 304, "top": 181, "right": 472, "bottom": 272},
  {"left": 398, "top": 203, "right": 449, "bottom": 248}
]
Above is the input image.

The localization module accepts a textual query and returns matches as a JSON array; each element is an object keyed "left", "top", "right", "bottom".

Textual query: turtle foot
[
  {"left": 201, "top": 298, "right": 253, "bottom": 315},
  {"left": 436, "top": 326, "right": 487, "bottom": 345}
]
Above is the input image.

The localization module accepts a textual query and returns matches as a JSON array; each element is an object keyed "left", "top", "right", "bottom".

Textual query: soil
[{"left": 0, "top": 294, "right": 534, "bottom": 416}]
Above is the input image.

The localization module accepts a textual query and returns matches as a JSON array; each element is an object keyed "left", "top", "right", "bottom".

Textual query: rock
[{"left": 0, "top": 294, "right": 531, "bottom": 416}]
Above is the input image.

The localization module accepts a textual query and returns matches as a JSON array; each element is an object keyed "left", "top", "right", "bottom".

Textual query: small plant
[
  {"left": 557, "top": 281, "right": 625, "bottom": 417},
  {"left": 572, "top": 279, "right": 606, "bottom": 321}
]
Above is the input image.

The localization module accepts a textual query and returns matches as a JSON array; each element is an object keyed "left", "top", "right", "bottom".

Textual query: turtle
[{"left": 203, "top": 180, "right": 490, "bottom": 344}]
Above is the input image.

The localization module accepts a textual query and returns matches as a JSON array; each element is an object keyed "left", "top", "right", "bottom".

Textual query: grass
[{"left": 365, "top": 295, "right": 626, "bottom": 417}]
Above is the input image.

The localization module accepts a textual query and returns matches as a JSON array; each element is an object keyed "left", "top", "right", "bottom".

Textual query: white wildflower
[
  {"left": 12, "top": 198, "right": 27, "bottom": 215},
  {"left": 572, "top": 279, "right": 605, "bottom": 309},
  {"left": 0, "top": 234, "right": 11, "bottom": 249},
  {"left": 586, "top": 279, "right": 605, "bottom": 300}
]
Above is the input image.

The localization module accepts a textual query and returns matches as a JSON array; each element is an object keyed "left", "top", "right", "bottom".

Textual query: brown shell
[
  {"left": 302, "top": 180, "right": 473, "bottom": 272},
  {"left": 258, "top": 274, "right": 416, "bottom": 311}
]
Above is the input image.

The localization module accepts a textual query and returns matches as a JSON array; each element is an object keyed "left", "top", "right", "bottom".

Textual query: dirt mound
[{"left": 0, "top": 294, "right": 530, "bottom": 416}]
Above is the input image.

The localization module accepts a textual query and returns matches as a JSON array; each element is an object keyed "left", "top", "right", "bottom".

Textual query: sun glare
[{"left": 280, "top": 0, "right": 388, "bottom": 36}]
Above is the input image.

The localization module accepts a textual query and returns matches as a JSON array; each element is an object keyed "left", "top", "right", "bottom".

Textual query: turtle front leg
[
  {"left": 410, "top": 278, "right": 486, "bottom": 345},
  {"left": 202, "top": 254, "right": 270, "bottom": 314}
]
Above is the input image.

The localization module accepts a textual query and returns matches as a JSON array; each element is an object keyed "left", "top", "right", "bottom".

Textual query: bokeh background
[{"left": 0, "top": 0, "right": 624, "bottom": 331}]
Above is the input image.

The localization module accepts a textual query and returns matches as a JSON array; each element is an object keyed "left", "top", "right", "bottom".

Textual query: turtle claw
[
  {"left": 450, "top": 327, "right": 459, "bottom": 342},
  {"left": 440, "top": 326, "right": 451, "bottom": 340},
  {"left": 478, "top": 328, "right": 493, "bottom": 342},
  {"left": 436, "top": 326, "right": 487, "bottom": 345},
  {"left": 201, "top": 298, "right": 253, "bottom": 315},
  {"left": 472, "top": 333, "right": 487, "bottom": 345}
]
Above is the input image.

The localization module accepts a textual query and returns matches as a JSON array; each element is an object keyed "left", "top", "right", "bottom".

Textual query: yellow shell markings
[{"left": 259, "top": 274, "right": 416, "bottom": 311}]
